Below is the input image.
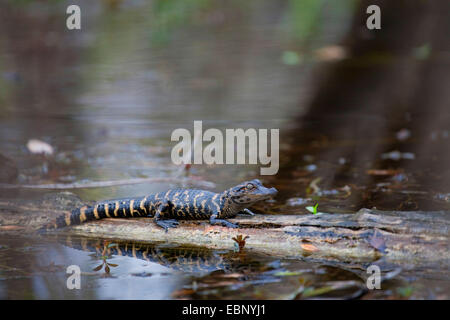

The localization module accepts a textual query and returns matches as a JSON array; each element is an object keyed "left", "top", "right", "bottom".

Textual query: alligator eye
[{"left": 246, "top": 183, "right": 254, "bottom": 190}]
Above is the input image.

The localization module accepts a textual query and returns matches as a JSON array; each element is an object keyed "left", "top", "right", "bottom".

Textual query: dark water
[
  {"left": 0, "top": 0, "right": 448, "bottom": 299},
  {"left": 3, "top": 234, "right": 445, "bottom": 300}
]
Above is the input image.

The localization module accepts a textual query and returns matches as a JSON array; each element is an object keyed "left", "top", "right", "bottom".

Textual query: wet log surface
[
  {"left": 0, "top": 194, "right": 449, "bottom": 269},
  {"left": 65, "top": 210, "right": 450, "bottom": 268}
]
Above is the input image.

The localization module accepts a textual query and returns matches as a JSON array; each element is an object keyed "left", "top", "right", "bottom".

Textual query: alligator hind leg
[
  {"left": 153, "top": 202, "right": 179, "bottom": 232},
  {"left": 155, "top": 219, "right": 179, "bottom": 232}
]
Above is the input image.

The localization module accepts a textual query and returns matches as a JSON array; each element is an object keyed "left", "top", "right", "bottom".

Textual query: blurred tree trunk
[{"left": 278, "top": 0, "right": 450, "bottom": 210}]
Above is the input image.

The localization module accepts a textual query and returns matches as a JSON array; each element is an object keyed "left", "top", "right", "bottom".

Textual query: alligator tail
[{"left": 41, "top": 196, "right": 155, "bottom": 230}]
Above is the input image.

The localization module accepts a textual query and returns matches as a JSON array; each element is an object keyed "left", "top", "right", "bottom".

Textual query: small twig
[
  {"left": 176, "top": 127, "right": 202, "bottom": 174},
  {"left": 308, "top": 177, "right": 322, "bottom": 195}
]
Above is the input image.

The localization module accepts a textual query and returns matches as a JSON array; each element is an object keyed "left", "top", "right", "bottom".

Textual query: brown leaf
[
  {"left": 300, "top": 243, "right": 319, "bottom": 252},
  {"left": 367, "top": 169, "right": 403, "bottom": 176},
  {"left": 107, "top": 263, "right": 118, "bottom": 267},
  {"left": 314, "top": 45, "right": 348, "bottom": 62},
  {"left": 232, "top": 234, "right": 249, "bottom": 252},
  {"left": 215, "top": 273, "right": 243, "bottom": 279},
  {"left": 93, "top": 264, "right": 103, "bottom": 272},
  {"left": 0, "top": 225, "right": 25, "bottom": 230},
  {"left": 105, "top": 265, "right": 110, "bottom": 274}
]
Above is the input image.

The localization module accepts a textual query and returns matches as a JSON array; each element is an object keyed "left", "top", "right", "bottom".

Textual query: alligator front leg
[
  {"left": 153, "top": 201, "right": 179, "bottom": 232},
  {"left": 209, "top": 212, "right": 239, "bottom": 228}
]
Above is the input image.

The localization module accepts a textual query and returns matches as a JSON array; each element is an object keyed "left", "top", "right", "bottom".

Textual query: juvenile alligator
[{"left": 45, "top": 179, "right": 277, "bottom": 231}]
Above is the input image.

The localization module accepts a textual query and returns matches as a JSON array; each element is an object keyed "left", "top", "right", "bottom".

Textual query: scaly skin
[{"left": 44, "top": 179, "right": 277, "bottom": 231}]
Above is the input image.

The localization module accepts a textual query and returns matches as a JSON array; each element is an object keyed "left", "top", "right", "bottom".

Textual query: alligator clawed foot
[
  {"left": 210, "top": 218, "right": 239, "bottom": 229},
  {"left": 155, "top": 219, "right": 179, "bottom": 232}
]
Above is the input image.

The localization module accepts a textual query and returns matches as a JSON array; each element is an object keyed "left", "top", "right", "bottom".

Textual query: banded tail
[{"left": 43, "top": 196, "right": 154, "bottom": 230}]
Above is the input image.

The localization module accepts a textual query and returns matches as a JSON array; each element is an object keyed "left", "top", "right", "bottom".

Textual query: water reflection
[{"left": 1, "top": 232, "right": 448, "bottom": 299}]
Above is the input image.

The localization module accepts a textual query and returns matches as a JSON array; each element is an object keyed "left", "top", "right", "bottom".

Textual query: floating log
[
  {"left": 62, "top": 209, "right": 450, "bottom": 268},
  {"left": 0, "top": 195, "right": 448, "bottom": 269}
]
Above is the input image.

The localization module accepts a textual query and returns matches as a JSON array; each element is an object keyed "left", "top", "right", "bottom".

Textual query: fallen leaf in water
[
  {"left": 26, "top": 139, "right": 54, "bottom": 155},
  {"left": 367, "top": 169, "right": 403, "bottom": 176},
  {"left": 314, "top": 45, "right": 348, "bottom": 61},
  {"left": 300, "top": 243, "right": 318, "bottom": 252},
  {"left": 0, "top": 225, "right": 25, "bottom": 230}
]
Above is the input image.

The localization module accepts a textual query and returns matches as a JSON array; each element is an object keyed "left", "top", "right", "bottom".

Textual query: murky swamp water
[{"left": 0, "top": 0, "right": 448, "bottom": 299}]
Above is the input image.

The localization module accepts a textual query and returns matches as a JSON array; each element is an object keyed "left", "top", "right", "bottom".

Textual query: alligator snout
[
  {"left": 261, "top": 186, "right": 277, "bottom": 198},
  {"left": 268, "top": 187, "right": 277, "bottom": 195}
]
